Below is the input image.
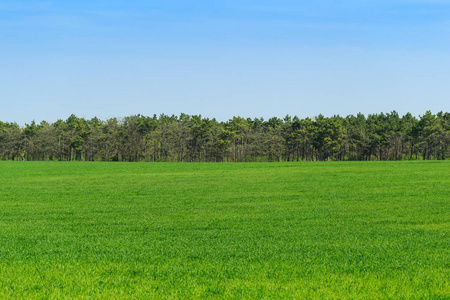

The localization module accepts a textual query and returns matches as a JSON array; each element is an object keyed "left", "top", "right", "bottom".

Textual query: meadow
[{"left": 0, "top": 161, "right": 448, "bottom": 299}]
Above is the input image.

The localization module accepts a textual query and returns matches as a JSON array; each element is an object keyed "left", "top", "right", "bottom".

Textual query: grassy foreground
[{"left": 0, "top": 161, "right": 448, "bottom": 299}]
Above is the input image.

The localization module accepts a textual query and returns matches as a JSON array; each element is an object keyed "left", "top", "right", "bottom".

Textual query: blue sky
[{"left": 1, "top": 0, "right": 449, "bottom": 124}]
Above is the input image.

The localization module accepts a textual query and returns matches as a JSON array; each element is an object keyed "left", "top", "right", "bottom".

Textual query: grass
[{"left": 0, "top": 161, "right": 449, "bottom": 299}]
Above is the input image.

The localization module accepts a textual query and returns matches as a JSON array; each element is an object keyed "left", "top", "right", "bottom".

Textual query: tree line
[{"left": 0, "top": 111, "right": 449, "bottom": 162}]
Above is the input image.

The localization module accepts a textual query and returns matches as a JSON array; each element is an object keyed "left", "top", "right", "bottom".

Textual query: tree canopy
[{"left": 1, "top": 111, "right": 449, "bottom": 162}]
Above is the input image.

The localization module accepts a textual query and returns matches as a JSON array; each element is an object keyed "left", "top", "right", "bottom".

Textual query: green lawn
[{"left": 0, "top": 161, "right": 449, "bottom": 299}]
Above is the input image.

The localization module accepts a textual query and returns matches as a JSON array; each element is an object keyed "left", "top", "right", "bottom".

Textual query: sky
[{"left": 1, "top": 0, "right": 449, "bottom": 124}]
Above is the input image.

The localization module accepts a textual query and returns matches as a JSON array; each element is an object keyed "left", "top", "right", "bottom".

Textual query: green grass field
[{"left": 0, "top": 161, "right": 449, "bottom": 299}]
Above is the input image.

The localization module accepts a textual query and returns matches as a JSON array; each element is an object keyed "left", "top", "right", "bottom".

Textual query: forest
[{"left": 0, "top": 111, "right": 449, "bottom": 162}]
